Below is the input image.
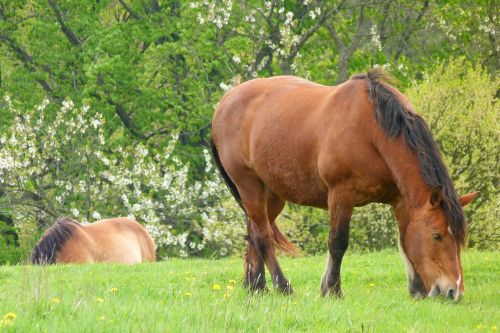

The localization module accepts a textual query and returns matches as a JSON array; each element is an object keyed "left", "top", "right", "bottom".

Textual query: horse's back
[
  {"left": 70, "top": 218, "right": 156, "bottom": 263},
  {"left": 213, "top": 76, "right": 389, "bottom": 207}
]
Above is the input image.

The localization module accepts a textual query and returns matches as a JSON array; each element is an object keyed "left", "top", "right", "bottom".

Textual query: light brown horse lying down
[{"left": 31, "top": 217, "right": 156, "bottom": 264}]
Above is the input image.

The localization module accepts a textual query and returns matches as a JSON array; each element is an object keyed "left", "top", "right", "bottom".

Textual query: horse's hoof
[
  {"left": 277, "top": 283, "right": 293, "bottom": 295},
  {"left": 321, "top": 287, "right": 343, "bottom": 298}
]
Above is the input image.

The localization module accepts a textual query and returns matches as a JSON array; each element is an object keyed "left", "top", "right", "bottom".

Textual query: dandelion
[
  {"left": 212, "top": 284, "right": 221, "bottom": 290},
  {"left": 51, "top": 297, "right": 61, "bottom": 304},
  {"left": 96, "top": 297, "right": 104, "bottom": 303},
  {"left": 1, "top": 312, "right": 17, "bottom": 326},
  {"left": 226, "top": 285, "right": 234, "bottom": 292},
  {"left": 228, "top": 279, "right": 236, "bottom": 285},
  {"left": 491, "top": 325, "right": 497, "bottom": 331},
  {"left": 2, "top": 312, "right": 16, "bottom": 321},
  {"left": 109, "top": 288, "right": 118, "bottom": 293},
  {"left": 185, "top": 292, "right": 192, "bottom": 297},
  {"left": 368, "top": 283, "right": 375, "bottom": 287}
]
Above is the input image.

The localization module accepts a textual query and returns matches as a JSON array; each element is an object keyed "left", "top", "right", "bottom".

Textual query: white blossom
[
  {"left": 92, "top": 211, "right": 101, "bottom": 220},
  {"left": 71, "top": 208, "right": 79, "bottom": 217},
  {"left": 232, "top": 55, "right": 241, "bottom": 64},
  {"left": 219, "top": 82, "right": 230, "bottom": 91}
]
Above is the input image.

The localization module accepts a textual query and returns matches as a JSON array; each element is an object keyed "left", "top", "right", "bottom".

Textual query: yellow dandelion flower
[
  {"left": 3, "top": 312, "right": 16, "bottom": 321},
  {"left": 368, "top": 283, "right": 375, "bottom": 287},
  {"left": 185, "top": 292, "right": 192, "bottom": 297},
  {"left": 1, "top": 314, "right": 16, "bottom": 327},
  {"left": 51, "top": 297, "right": 61, "bottom": 304},
  {"left": 212, "top": 284, "right": 221, "bottom": 290},
  {"left": 228, "top": 279, "right": 236, "bottom": 285},
  {"left": 96, "top": 297, "right": 104, "bottom": 303},
  {"left": 226, "top": 285, "right": 234, "bottom": 292},
  {"left": 492, "top": 325, "right": 497, "bottom": 331},
  {"left": 109, "top": 288, "right": 118, "bottom": 293}
]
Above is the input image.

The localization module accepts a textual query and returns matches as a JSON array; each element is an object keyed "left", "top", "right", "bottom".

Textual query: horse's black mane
[
  {"left": 30, "top": 217, "right": 78, "bottom": 264},
  {"left": 351, "top": 69, "right": 466, "bottom": 244}
]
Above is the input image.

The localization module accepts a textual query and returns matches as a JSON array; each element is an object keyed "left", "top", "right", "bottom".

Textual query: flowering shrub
[{"left": 0, "top": 97, "right": 245, "bottom": 259}]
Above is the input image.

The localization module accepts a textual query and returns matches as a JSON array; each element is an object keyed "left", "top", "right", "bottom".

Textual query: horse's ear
[
  {"left": 459, "top": 191, "right": 479, "bottom": 207},
  {"left": 429, "top": 187, "right": 444, "bottom": 208}
]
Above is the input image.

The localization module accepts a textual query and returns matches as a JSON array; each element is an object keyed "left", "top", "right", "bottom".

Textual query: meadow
[{"left": 0, "top": 250, "right": 498, "bottom": 332}]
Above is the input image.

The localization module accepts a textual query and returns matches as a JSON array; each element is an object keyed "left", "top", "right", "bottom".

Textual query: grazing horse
[
  {"left": 31, "top": 217, "right": 156, "bottom": 264},
  {"left": 211, "top": 69, "right": 478, "bottom": 300}
]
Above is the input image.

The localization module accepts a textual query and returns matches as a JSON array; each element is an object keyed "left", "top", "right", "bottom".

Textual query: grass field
[{"left": 0, "top": 250, "right": 498, "bottom": 332}]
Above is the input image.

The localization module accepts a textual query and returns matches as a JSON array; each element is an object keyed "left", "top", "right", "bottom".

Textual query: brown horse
[
  {"left": 31, "top": 217, "right": 156, "bottom": 264},
  {"left": 211, "top": 69, "right": 478, "bottom": 300}
]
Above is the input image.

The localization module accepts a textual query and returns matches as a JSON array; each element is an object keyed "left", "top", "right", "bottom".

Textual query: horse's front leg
[{"left": 321, "top": 185, "right": 354, "bottom": 297}]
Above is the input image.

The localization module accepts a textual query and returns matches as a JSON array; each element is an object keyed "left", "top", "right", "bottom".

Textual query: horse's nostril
[{"left": 447, "top": 288, "right": 456, "bottom": 299}]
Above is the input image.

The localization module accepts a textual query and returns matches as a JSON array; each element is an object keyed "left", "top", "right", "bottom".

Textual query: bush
[
  {"left": 279, "top": 205, "right": 329, "bottom": 255},
  {"left": 279, "top": 203, "right": 397, "bottom": 255},
  {"left": 0, "top": 220, "right": 22, "bottom": 264}
]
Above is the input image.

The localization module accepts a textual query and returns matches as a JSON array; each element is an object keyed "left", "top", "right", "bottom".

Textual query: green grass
[{"left": 0, "top": 250, "right": 498, "bottom": 332}]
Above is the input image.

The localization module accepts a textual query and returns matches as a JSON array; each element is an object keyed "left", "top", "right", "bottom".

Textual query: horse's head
[{"left": 401, "top": 189, "right": 479, "bottom": 300}]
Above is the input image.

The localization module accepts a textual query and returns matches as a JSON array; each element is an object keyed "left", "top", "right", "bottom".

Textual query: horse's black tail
[{"left": 210, "top": 139, "right": 245, "bottom": 213}]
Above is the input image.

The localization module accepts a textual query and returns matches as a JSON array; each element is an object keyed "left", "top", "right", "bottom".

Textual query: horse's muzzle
[{"left": 428, "top": 283, "right": 462, "bottom": 301}]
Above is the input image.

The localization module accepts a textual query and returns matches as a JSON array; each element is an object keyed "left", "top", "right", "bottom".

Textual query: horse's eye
[{"left": 432, "top": 233, "right": 443, "bottom": 241}]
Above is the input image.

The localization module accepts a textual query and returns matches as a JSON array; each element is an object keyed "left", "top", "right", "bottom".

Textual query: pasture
[{"left": 0, "top": 250, "right": 498, "bottom": 332}]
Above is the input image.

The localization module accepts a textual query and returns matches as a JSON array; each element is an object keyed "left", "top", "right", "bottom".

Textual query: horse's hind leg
[
  {"left": 265, "top": 191, "right": 292, "bottom": 293},
  {"left": 239, "top": 175, "right": 291, "bottom": 294},
  {"left": 321, "top": 184, "right": 355, "bottom": 297},
  {"left": 244, "top": 219, "right": 266, "bottom": 292}
]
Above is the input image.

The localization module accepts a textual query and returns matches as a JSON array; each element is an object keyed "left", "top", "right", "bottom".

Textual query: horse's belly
[
  {"left": 269, "top": 175, "right": 328, "bottom": 207},
  {"left": 252, "top": 150, "right": 329, "bottom": 208}
]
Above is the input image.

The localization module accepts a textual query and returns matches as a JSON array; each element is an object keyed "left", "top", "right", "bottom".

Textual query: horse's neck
[
  {"left": 392, "top": 196, "right": 412, "bottom": 238},
  {"left": 379, "top": 137, "right": 431, "bottom": 220}
]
